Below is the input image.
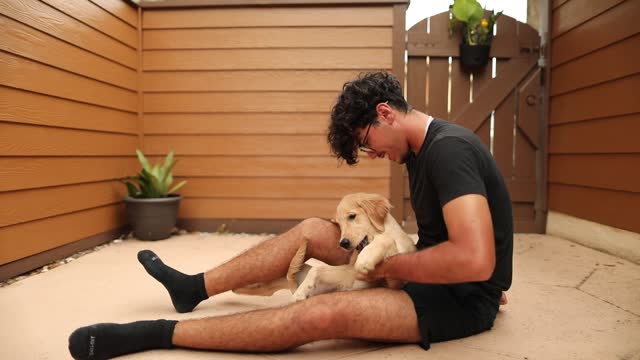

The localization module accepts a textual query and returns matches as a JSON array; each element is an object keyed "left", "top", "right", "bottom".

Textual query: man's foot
[
  {"left": 138, "top": 250, "right": 208, "bottom": 313},
  {"left": 68, "top": 320, "right": 176, "bottom": 359},
  {"left": 499, "top": 291, "right": 508, "bottom": 305}
]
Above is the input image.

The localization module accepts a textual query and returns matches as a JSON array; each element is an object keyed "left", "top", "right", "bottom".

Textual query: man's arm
[{"left": 359, "top": 194, "right": 495, "bottom": 284}]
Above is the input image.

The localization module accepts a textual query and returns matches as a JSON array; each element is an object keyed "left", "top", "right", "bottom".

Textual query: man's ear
[{"left": 358, "top": 194, "right": 392, "bottom": 232}]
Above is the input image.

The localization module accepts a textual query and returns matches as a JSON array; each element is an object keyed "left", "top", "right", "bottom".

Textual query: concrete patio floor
[{"left": 1, "top": 232, "right": 639, "bottom": 359}]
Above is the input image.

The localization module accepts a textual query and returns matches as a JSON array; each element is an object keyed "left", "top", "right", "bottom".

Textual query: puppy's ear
[{"left": 358, "top": 194, "right": 392, "bottom": 232}]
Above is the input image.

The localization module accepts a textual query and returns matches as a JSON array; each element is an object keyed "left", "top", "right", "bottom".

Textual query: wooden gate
[{"left": 402, "top": 12, "right": 543, "bottom": 233}]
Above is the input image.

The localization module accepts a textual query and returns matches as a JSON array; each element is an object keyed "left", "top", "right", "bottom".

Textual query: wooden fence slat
[
  {"left": 552, "top": 0, "right": 625, "bottom": 39},
  {"left": 180, "top": 198, "right": 338, "bottom": 220},
  {"left": 452, "top": 56, "right": 537, "bottom": 132},
  {"left": 406, "top": 57, "right": 427, "bottom": 112},
  {"left": 427, "top": 58, "right": 449, "bottom": 119},
  {"left": 549, "top": 154, "right": 640, "bottom": 193},
  {"left": 493, "top": 90, "right": 516, "bottom": 178},
  {"left": 450, "top": 59, "right": 470, "bottom": 116}
]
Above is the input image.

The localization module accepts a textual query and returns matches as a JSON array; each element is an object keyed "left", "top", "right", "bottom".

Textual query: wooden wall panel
[
  {"left": 549, "top": 0, "right": 640, "bottom": 234},
  {"left": 140, "top": 3, "right": 398, "bottom": 230},
  {"left": 144, "top": 27, "right": 391, "bottom": 49},
  {"left": 144, "top": 113, "right": 328, "bottom": 134},
  {"left": 551, "top": 0, "right": 639, "bottom": 67},
  {"left": 142, "top": 6, "right": 393, "bottom": 28},
  {"left": 142, "top": 70, "right": 362, "bottom": 92},
  {"left": 0, "top": 0, "right": 137, "bottom": 69},
  {"left": 143, "top": 48, "right": 391, "bottom": 70},
  {"left": 0, "top": 204, "right": 126, "bottom": 265},
  {"left": 0, "top": 0, "right": 138, "bottom": 267}
]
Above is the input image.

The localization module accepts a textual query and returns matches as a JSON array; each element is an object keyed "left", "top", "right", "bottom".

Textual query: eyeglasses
[{"left": 358, "top": 121, "right": 375, "bottom": 154}]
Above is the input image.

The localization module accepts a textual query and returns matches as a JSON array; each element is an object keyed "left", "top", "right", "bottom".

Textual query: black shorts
[{"left": 402, "top": 282, "right": 501, "bottom": 350}]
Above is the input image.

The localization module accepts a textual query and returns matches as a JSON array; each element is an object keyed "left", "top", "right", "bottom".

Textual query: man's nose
[{"left": 339, "top": 238, "right": 351, "bottom": 249}]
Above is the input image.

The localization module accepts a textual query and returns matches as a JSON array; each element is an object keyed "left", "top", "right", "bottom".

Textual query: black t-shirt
[{"left": 406, "top": 118, "right": 513, "bottom": 293}]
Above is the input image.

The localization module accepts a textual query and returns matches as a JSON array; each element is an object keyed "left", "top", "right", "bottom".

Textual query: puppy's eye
[{"left": 348, "top": 214, "right": 356, "bottom": 221}]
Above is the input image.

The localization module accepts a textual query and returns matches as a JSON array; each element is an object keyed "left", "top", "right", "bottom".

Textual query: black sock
[
  {"left": 68, "top": 319, "right": 177, "bottom": 360},
  {"left": 137, "top": 250, "right": 208, "bottom": 313}
]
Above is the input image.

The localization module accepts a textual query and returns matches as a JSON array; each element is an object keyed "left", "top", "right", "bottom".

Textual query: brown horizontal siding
[
  {"left": 142, "top": 6, "right": 393, "bottom": 28},
  {"left": 90, "top": 0, "right": 138, "bottom": 27},
  {"left": 549, "top": 154, "right": 640, "bottom": 193},
  {"left": 552, "top": 0, "right": 624, "bottom": 39},
  {"left": 0, "top": 204, "right": 126, "bottom": 265},
  {"left": 1, "top": 0, "right": 137, "bottom": 69},
  {"left": 138, "top": 4, "right": 396, "bottom": 234},
  {"left": 0, "top": 181, "right": 127, "bottom": 228},
  {"left": 180, "top": 198, "right": 338, "bottom": 220},
  {"left": 550, "top": 33, "right": 640, "bottom": 95},
  {"left": 144, "top": 113, "right": 328, "bottom": 134},
  {"left": 177, "top": 177, "right": 389, "bottom": 199},
  {"left": 549, "top": 74, "right": 639, "bottom": 124},
  {"left": 0, "top": 123, "right": 138, "bottom": 156},
  {"left": 143, "top": 48, "right": 391, "bottom": 71},
  {"left": 0, "top": 0, "right": 138, "bottom": 269},
  {"left": 144, "top": 27, "right": 392, "bottom": 49},
  {"left": 164, "top": 156, "right": 388, "bottom": 178},
  {"left": 549, "top": 114, "right": 640, "bottom": 154},
  {"left": 0, "top": 15, "right": 137, "bottom": 91},
  {"left": 0, "top": 52, "right": 137, "bottom": 112},
  {"left": 144, "top": 92, "right": 338, "bottom": 113},
  {"left": 551, "top": 0, "right": 640, "bottom": 67},
  {"left": 145, "top": 135, "right": 330, "bottom": 156},
  {"left": 142, "top": 70, "right": 364, "bottom": 92},
  {"left": 0, "top": 87, "right": 137, "bottom": 134},
  {"left": 40, "top": 0, "right": 137, "bottom": 48},
  {"left": 0, "top": 157, "right": 138, "bottom": 192},
  {"left": 548, "top": 0, "right": 640, "bottom": 235},
  {"left": 548, "top": 183, "right": 640, "bottom": 233}
]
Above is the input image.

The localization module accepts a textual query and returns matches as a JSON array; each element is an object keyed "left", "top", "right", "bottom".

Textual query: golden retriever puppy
[{"left": 233, "top": 193, "right": 416, "bottom": 300}]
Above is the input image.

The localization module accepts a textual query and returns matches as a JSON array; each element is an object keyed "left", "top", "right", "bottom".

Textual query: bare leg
[
  {"left": 204, "top": 217, "right": 348, "bottom": 297},
  {"left": 173, "top": 288, "right": 420, "bottom": 352}
]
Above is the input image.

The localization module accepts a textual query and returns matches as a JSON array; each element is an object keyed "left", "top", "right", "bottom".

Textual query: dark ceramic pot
[{"left": 124, "top": 195, "right": 181, "bottom": 240}]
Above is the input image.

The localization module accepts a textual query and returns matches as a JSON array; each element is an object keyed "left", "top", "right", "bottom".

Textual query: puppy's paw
[
  {"left": 355, "top": 256, "right": 375, "bottom": 274},
  {"left": 292, "top": 268, "right": 317, "bottom": 301}
]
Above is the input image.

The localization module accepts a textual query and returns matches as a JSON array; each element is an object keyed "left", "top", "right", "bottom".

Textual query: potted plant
[
  {"left": 449, "top": 0, "right": 502, "bottom": 70},
  {"left": 121, "top": 150, "right": 186, "bottom": 240}
]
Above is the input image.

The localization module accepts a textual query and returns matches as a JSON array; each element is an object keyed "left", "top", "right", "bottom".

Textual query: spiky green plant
[{"left": 121, "top": 150, "right": 186, "bottom": 198}]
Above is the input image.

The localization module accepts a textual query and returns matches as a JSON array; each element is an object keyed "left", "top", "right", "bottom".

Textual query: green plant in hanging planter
[
  {"left": 122, "top": 150, "right": 186, "bottom": 199},
  {"left": 449, "top": 0, "right": 502, "bottom": 46}
]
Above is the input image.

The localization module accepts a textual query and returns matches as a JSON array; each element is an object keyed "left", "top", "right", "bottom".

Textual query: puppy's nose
[{"left": 339, "top": 238, "right": 351, "bottom": 250}]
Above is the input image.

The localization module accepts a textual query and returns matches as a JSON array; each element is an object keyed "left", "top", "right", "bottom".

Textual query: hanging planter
[{"left": 449, "top": 0, "right": 502, "bottom": 71}]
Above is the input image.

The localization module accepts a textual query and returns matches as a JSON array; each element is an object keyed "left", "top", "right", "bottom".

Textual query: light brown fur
[{"left": 233, "top": 193, "right": 416, "bottom": 300}]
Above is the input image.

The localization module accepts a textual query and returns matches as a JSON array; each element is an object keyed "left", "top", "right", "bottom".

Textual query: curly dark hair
[{"left": 327, "top": 71, "right": 409, "bottom": 165}]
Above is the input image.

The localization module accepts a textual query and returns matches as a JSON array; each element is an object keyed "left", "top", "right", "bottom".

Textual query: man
[{"left": 68, "top": 71, "right": 512, "bottom": 359}]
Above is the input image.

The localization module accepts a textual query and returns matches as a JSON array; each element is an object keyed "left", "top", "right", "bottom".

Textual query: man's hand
[{"left": 355, "top": 258, "right": 389, "bottom": 282}]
